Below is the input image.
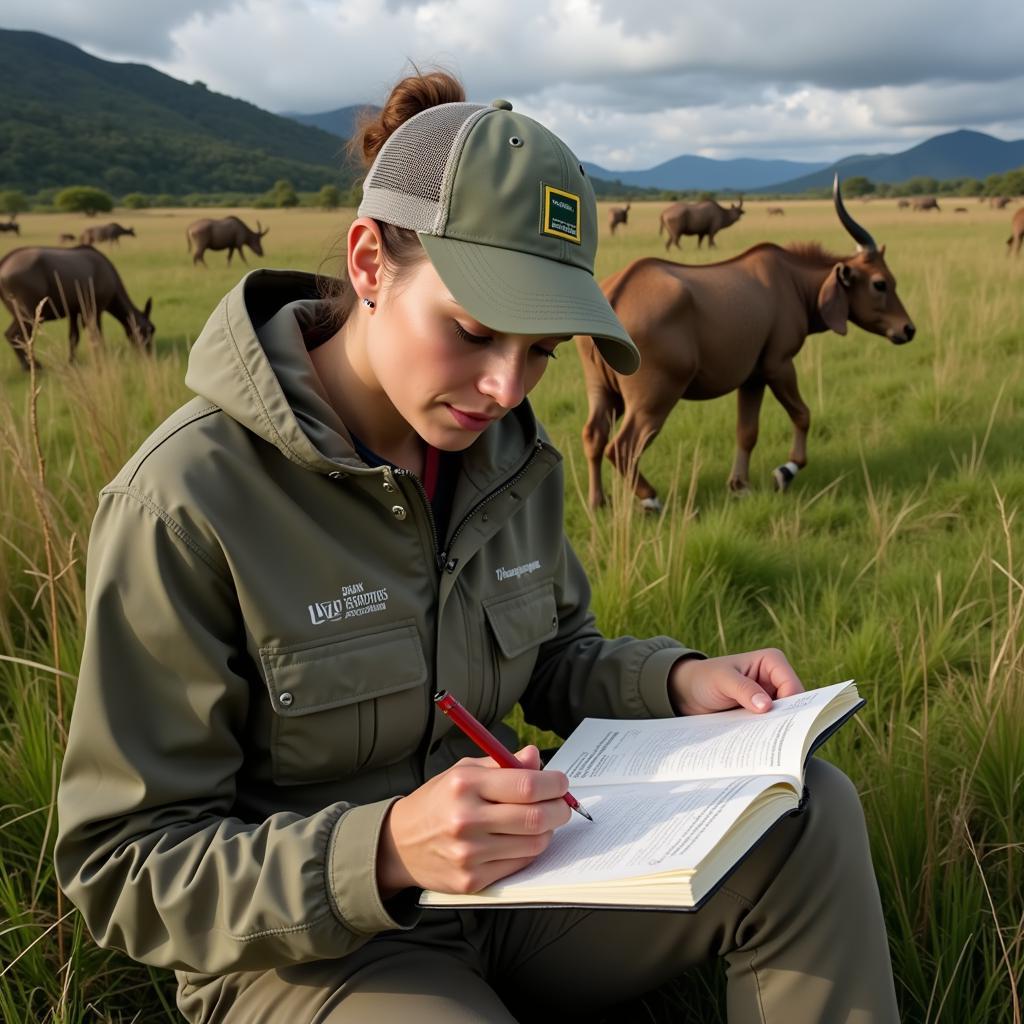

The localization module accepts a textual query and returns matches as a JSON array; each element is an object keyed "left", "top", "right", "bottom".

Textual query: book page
[
  {"left": 476, "top": 775, "right": 792, "bottom": 890},
  {"left": 546, "top": 680, "right": 856, "bottom": 785}
]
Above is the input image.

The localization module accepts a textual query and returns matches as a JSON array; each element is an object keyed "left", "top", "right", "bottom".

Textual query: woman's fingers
[{"left": 751, "top": 648, "right": 805, "bottom": 699}]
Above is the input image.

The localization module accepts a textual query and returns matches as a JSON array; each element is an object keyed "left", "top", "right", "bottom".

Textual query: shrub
[{"left": 55, "top": 186, "right": 114, "bottom": 216}]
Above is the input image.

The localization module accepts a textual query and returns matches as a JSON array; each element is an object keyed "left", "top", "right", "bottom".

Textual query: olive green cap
[{"left": 357, "top": 99, "right": 639, "bottom": 374}]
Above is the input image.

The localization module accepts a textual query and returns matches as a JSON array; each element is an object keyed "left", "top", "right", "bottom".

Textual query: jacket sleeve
[
  {"left": 55, "top": 490, "right": 418, "bottom": 975},
  {"left": 519, "top": 532, "right": 704, "bottom": 738}
]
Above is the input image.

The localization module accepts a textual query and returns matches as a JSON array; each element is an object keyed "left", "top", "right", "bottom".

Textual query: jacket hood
[{"left": 184, "top": 269, "right": 541, "bottom": 485}]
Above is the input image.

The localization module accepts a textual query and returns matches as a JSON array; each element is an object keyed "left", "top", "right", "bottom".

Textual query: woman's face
[{"left": 366, "top": 257, "right": 570, "bottom": 451}]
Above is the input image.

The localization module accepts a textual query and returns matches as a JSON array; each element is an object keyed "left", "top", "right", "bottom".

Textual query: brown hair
[{"left": 322, "top": 68, "right": 466, "bottom": 324}]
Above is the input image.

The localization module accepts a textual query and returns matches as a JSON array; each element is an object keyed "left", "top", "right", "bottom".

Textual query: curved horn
[{"left": 833, "top": 174, "right": 877, "bottom": 252}]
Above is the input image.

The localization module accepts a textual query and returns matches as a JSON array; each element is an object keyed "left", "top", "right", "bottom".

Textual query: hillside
[
  {"left": 767, "top": 130, "right": 1024, "bottom": 192},
  {"left": 0, "top": 29, "right": 353, "bottom": 194},
  {"left": 281, "top": 105, "right": 377, "bottom": 139},
  {"left": 583, "top": 154, "right": 828, "bottom": 191}
]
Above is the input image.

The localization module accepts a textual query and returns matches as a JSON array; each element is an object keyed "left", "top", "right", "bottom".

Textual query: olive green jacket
[{"left": 55, "top": 270, "right": 696, "bottom": 976}]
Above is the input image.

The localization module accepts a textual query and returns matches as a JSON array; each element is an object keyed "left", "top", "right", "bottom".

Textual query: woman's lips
[{"left": 446, "top": 404, "right": 494, "bottom": 431}]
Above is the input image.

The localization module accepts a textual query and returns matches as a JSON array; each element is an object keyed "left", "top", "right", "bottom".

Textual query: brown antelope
[
  {"left": 80, "top": 222, "right": 136, "bottom": 245},
  {"left": 0, "top": 246, "right": 154, "bottom": 370},
  {"left": 577, "top": 176, "right": 915, "bottom": 509},
  {"left": 1007, "top": 208, "right": 1024, "bottom": 256},
  {"left": 911, "top": 197, "right": 940, "bottom": 211},
  {"left": 608, "top": 203, "right": 630, "bottom": 234},
  {"left": 187, "top": 216, "right": 268, "bottom": 266},
  {"left": 659, "top": 198, "right": 744, "bottom": 250},
  {"left": 767, "top": 207, "right": 785, "bottom": 216}
]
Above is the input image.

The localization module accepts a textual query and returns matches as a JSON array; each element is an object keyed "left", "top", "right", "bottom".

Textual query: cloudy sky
[{"left": 2, "top": 0, "right": 1024, "bottom": 170}]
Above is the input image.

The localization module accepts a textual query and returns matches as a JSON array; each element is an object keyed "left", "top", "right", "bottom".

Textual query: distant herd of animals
[{"left": 0, "top": 192, "right": 1021, "bottom": 497}]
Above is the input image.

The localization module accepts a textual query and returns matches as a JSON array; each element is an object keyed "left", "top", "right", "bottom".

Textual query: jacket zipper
[
  {"left": 435, "top": 438, "right": 547, "bottom": 574},
  {"left": 391, "top": 468, "right": 444, "bottom": 571},
  {"left": 393, "top": 437, "right": 548, "bottom": 775}
]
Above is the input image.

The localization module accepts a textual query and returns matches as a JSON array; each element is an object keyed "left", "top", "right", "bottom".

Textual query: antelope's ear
[
  {"left": 143, "top": 297, "right": 153, "bottom": 317},
  {"left": 817, "top": 263, "right": 850, "bottom": 335}
]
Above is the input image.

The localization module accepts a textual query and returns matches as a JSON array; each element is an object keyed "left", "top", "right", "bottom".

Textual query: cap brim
[{"left": 418, "top": 234, "right": 640, "bottom": 375}]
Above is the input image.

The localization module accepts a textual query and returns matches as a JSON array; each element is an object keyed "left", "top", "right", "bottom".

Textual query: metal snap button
[
  {"left": 382, "top": 481, "right": 395, "bottom": 492},
  {"left": 391, "top": 505, "right": 407, "bottom": 520},
  {"left": 490, "top": 98, "right": 513, "bottom": 110},
  {"left": 279, "top": 691, "right": 294, "bottom": 708},
  {"left": 508, "top": 135, "right": 523, "bottom": 147}
]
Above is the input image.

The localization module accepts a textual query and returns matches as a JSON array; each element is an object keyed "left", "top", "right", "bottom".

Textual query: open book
[{"left": 419, "top": 679, "right": 863, "bottom": 911}]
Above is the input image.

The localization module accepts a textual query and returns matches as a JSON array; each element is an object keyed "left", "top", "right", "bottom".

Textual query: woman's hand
[
  {"left": 668, "top": 649, "right": 805, "bottom": 716},
  {"left": 377, "top": 745, "right": 572, "bottom": 898}
]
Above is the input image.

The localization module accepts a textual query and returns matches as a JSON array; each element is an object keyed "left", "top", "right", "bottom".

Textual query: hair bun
[{"left": 351, "top": 68, "right": 466, "bottom": 169}]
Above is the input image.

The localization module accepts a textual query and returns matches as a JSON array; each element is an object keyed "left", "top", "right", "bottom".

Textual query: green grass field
[{"left": 1, "top": 198, "right": 1022, "bottom": 1021}]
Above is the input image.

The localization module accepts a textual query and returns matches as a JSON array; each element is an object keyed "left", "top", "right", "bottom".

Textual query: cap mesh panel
[{"left": 359, "top": 103, "right": 485, "bottom": 234}]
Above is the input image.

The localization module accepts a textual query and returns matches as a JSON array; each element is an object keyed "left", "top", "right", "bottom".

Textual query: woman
[{"left": 55, "top": 72, "right": 899, "bottom": 1022}]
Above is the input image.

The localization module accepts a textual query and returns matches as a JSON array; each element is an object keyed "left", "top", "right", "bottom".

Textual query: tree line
[{"left": 2, "top": 167, "right": 1021, "bottom": 219}]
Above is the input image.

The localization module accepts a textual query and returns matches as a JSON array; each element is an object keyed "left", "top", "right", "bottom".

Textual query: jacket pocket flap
[
  {"left": 484, "top": 583, "right": 558, "bottom": 660},
  {"left": 259, "top": 622, "right": 427, "bottom": 717}
]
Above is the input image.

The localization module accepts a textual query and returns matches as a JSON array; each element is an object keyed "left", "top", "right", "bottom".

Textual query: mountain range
[
  {"left": 581, "top": 156, "right": 829, "bottom": 192},
  {"left": 762, "top": 130, "right": 1024, "bottom": 193},
  {"left": 0, "top": 28, "right": 1021, "bottom": 197},
  {"left": 0, "top": 28, "right": 354, "bottom": 194}
]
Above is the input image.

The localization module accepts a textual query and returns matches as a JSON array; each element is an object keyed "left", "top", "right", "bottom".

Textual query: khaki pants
[{"left": 177, "top": 759, "right": 899, "bottom": 1023}]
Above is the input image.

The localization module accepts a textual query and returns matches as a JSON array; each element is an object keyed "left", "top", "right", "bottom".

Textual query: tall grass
[{"left": 1, "top": 201, "right": 1022, "bottom": 1021}]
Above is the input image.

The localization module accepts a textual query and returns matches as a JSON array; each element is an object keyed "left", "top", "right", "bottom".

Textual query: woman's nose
[{"left": 479, "top": 355, "right": 527, "bottom": 409}]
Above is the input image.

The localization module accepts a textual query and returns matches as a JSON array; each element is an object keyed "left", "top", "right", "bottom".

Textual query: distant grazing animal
[
  {"left": 577, "top": 176, "right": 915, "bottom": 508},
  {"left": 608, "top": 203, "right": 631, "bottom": 235},
  {"left": 954, "top": 207, "right": 968, "bottom": 213},
  {"left": 0, "top": 221, "right": 20, "bottom": 235},
  {"left": 911, "top": 197, "right": 940, "bottom": 212},
  {"left": 659, "top": 198, "right": 744, "bottom": 250},
  {"left": 58, "top": 233, "right": 77, "bottom": 244},
  {"left": 1006, "top": 208, "right": 1024, "bottom": 256},
  {"left": 79, "top": 222, "right": 136, "bottom": 246},
  {"left": 187, "top": 216, "right": 268, "bottom": 266},
  {"left": 896, "top": 199, "right": 911, "bottom": 209},
  {"left": 990, "top": 196, "right": 1011, "bottom": 209},
  {"left": 0, "top": 245, "right": 154, "bottom": 370},
  {"left": 767, "top": 207, "right": 785, "bottom": 216}
]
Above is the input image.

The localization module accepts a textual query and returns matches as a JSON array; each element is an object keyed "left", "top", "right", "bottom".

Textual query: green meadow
[{"left": 1, "top": 198, "right": 1022, "bottom": 1021}]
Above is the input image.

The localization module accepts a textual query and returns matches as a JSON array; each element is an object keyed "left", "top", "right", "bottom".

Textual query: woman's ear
[{"left": 346, "top": 217, "right": 385, "bottom": 302}]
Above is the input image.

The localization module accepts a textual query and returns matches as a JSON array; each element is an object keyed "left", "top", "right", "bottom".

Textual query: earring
[{"left": 362, "top": 297, "right": 376, "bottom": 310}]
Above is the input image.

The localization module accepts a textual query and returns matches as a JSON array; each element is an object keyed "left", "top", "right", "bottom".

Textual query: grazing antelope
[
  {"left": 187, "top": 216, "right": 268, "bottom": 266},
  {"left": 0, "top": 246, "right": 154, "bottom": 370},
  {"left": 80, "top": 222, "right": 136, "bottom": 245},
  {"left": 577, "top": 177, "right": 915, "bottom": 508}
]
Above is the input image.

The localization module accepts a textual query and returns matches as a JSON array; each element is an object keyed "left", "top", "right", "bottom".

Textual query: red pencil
[{"left": 433, "top": 690, "right": 594, "bottom": 822}]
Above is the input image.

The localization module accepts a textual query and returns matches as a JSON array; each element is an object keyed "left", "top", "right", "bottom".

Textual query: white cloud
[{"left": 2, "top": 0, "right": 1024, "bottom": 166}]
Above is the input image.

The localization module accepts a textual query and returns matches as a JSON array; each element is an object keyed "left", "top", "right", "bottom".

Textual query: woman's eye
[
  {"left": 534, "top": 347, "right": 559, "bottom": 360},
  {"left": 453, "top": 321, "right": 491, "bottom": 343}
]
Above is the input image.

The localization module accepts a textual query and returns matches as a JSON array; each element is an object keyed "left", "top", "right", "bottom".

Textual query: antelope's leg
[
  {"left": 728, "top": 378, "right": 765, "bottom": 494},
  {"left": 5, "top": 319, "right": 32, "bottom": 371},
  {"left": 68, "top": 316, "right": 80, "bottom": 364},
  {"left": 605, "top": 399, "right": 674, "bottom": 511},
  {"left": 582, "top": 387, "right": 615, "bottom": 509},
  {"left": 766, "top": 362, "right": 810, "bottom": 491}
]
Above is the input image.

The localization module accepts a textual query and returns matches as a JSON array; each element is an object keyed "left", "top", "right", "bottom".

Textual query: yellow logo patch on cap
[{"left": 541, "top": 184, "right": 581, "bottom": 244}]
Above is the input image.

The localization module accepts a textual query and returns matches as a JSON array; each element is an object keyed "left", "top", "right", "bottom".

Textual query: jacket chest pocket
[
  {"left": 482, "top": 582, "right": 559, "bottom": 715},
  {"left": 259, "top": 622, "right": 428, "bottom": 786}
]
